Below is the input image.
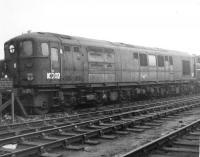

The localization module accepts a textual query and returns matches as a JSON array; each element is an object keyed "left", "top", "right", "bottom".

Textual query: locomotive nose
[
  {"left": 4, "top": 40, "right": 34, "bottom": 85},
  {"left": 0, "top": 60, "right": 6, "bottom": 78}
]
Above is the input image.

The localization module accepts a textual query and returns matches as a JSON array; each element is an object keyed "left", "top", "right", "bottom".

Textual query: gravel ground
[{"left": 54, "top": 107, "right": 200, "bottom": 157}]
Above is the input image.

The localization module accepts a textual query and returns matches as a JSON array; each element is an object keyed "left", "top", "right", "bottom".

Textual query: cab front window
[
  {"left": 20, "top": 41, "right": 33, "bottom": 57},
  {"left": 41, "top": 43, "right": 49, "bottom": 56},
  {"left": 51, "top": 47, "right": 59, "bottom": 70}
]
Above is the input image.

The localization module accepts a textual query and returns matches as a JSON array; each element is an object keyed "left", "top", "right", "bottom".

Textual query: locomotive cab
[
  {"left": 4, "top": 34, "right": 62, "bottom": 114},
  {"left": 4, "top": 39, "right": 35, "bottom": 85},
  {"left": 4, "top": 35, "right": 62, "bottom": 85}
]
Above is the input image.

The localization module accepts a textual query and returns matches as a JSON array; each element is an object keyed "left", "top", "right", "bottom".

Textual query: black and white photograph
[{"left": 0, "top": 0, "right": 200, "bottom": 157}]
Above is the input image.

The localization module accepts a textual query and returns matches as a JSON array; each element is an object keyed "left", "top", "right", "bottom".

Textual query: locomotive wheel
[{"left": 33, "top": 93, "right": 50, "bottom": 115}]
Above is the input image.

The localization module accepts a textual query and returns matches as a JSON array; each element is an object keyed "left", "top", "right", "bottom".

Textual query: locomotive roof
[{"left": 5, "top": 32, "right": 191, "bottom": 57}]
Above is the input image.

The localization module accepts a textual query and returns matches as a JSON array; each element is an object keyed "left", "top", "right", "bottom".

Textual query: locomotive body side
[{"left": 3, "top": 32, "right": 197, "bottom": 114}]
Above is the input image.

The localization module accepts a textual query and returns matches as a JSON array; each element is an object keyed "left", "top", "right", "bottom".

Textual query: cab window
[
  {"left": 20, "top": 41, "right": 33, "bottom": 57},
  {"left": 73, "top": 47, "right": 79, "bottom": 52},
  {"left": 165, "top": 56, "right": 168, "bottom": 61},
  {"left": 148, "top": 55, "right": 156, "bottom": 66},
  {"left": 197, "top": 57, "right": 200, "bottom": 63},
  {"left": 182, "top": 60, "right": 191, "bottom": 75},
  {"left": 51, "top": 48, "right": 59, "bottom": 69},
  {"left": 169, "top": 56, "right": 173, "bottom": 65},
  {"left": 64, "top": 46, "right": 70, "bottom": 52},
  {"left": 41, "top": 43, "right": 49, "bottom": 56},
  {"left": 133, "top": 52, "right": 138, "bottom": 59},
  {"left": 157, "top": 55, "right": 164, "bottom": 67},
  {"left": 139, "top": 53, "right": 148, "bottom": 66}
]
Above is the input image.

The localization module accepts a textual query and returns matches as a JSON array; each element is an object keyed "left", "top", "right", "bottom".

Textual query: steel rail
[
  {"left": 0, "top": 98, "right": 200, "bottom": 157},
  {"left": 0, "top": 96, "right": 198, "bottom": 141},
  {"left": 0, "top": 95, "right": 198, "bottom": 131},
  {"left": 121, "top": 116, "right": 200, "bottom": 157}
]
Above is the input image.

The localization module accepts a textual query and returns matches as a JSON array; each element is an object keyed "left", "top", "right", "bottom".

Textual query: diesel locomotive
[{"left": 2, "top": 32, "right": 200, "bottom": 114}]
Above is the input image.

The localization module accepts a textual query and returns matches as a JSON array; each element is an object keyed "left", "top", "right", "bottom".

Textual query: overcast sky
[{"left": 0, "top": 0, "right": 200, "bottom": 59}]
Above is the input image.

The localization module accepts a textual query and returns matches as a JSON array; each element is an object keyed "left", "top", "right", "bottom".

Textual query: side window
[
  {"left": 169, "top": 56, "right": 173, "bottom": 65},
  {"left": 197, "top": 57, "right": 200, "bottom": 63},
  {"left": 139, "top": 53, "right": 148, "bottom": 66},
  {"left": 41, "top": 43, "right": 49, "bottom": 56},
  {"left": 73, "top": 46, "right": 81, "bottom": 60},
  {"left": 87, "top": 47, "right": 104, "bottom": 62},
  {"left": 148, "top": 55, "right": 156, "bottom": 66},
  {"left": 104, "top": 48, "right": 114, "bottom": 63},
  {"left": 157, "top": 55, "right": 164, "bottom": 67},
  {"left": 64, "top": 46, "right": 70, "bottom": 52},
  {"left": 20, "top": 41, "right": 33, "bottom": 57},
  {"left": 74, "top": 47, "right": 79, "bottom": 52},
  {"left": 51, "top": 48, "right": 59, "bottom": 70},
  {"left": 133, "top": 52, "right": 139, "bottom": 59},
  {"left": 182, "top": 60, "right": 191, "bottom": 75},
  {"left": 165, "top": 56, "right": 168, "bottom": 61}
]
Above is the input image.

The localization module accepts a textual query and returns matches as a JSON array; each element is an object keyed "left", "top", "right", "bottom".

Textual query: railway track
[
  {"left": 121, "top": 117, "right": 200, "bottom": 157},
  {"left": 0, "top": 95, "right": 198, "bottom": 139},
  {"left": 0, "top": 95, "right": 196, "bottom": 130},
  {"left": 0, "top": 95, "right": 199, "bottom": 156}
]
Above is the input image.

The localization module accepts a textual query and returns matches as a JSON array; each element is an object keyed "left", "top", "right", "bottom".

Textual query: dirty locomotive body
[{"left": 2, "top": 32, "right": 200, "bottom": 114}]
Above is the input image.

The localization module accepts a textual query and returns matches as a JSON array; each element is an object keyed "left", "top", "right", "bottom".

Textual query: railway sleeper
[
  {"left": 189, "top": 131, "right": 200, "bottom": 136},
  {"left": 41, "top": 133, "right": 61, "bottom": 141},
  {"left": 39, "top": 125, "right": 55, "bottom": 131},
  {"left": 20, "top": 140, "right": 44, "bottom": 146},
  {"left": 121, "top": 117, "right": 137, "bottom": 122},
  {"left": 149, "top": 153, "right": 192, "bottom": 157},
  {"left": 98, "top": 130, "right": 117, "bottom": 140},
  {"left": 50, "top": 121, "right": 66, "bottom": 126},
  {"left": 144, "top": 122, "right": 162, "bottom": 126},
  {"left": 16, "top": 128, "right": 37, "bottom": 135},
  {"left": 41, "top": 152, "right": 63, "bottom": 157},
  {"left": 133, "top": 125, "right": 152, "bottom": 129},
  {"left": 138, "top": 114, "right": 152, "bottom": 119},
  {"left": 65, "top": 144, "right": 84, "bottom": 151},
  {"left": 100, "top": 134, "right": 116, "bottom": 140},
  {"left": 161, "top": 146, "right": 198, "bottom": 153},
  {"left": 40, "top": 146, "right": 63, "bottom": 157},
  {"left": 114, "top": 130, "right": 129, "bottom": 135},
  {"left": 160, "top": 116, "right": 176, "bottom": 120},
  {"left": 173, "top": 139, "right": 199, "bottom": 146},
  {"left": 110, "top": 120, "right": 128, "bottom": 124},
  {"left": 57, "top": 131, "right": 78, "bottom": 137},
  {"left": 153, "top": 120, "right": 164, "bottom": 123},
  {"left": 42, "top": 135, "right": 61, "bottom": 141},
  {"left": 126, "top": 127, "right": 145, "bottom": 133},
  {"left": 84, "top": 139, "right": 100, "bottom": 145},
  {"left": 98, "top": 122, "right": 115, "bottom": 127},
  {"left": 87, "top": 124, "right": 104, "bottom": 130},
  {"left": 181, "top": 135, "right": 198, "bottom": 140},
  {"left": 0, "top": 131, "right": 16, "bottom": 138},
  {"left": 73, "top": 128, "right": 92, "bottom": 133},
  {"left": 165, "top": 113, "right": 179, "bottom": 118}
]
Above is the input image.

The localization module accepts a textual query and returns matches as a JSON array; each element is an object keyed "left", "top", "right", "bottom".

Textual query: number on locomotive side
[{"left": 47, "top": 73, "right": 60, "bottom": 79}]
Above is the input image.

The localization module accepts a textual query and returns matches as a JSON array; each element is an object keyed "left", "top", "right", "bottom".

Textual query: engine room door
[
  {"left": 61, "top": 45, "right": 84, "bottom": 83},
  {"left": 49, "top": 42, "right": 61, "bottom": 82},
  {"left": 72, "top": 46, "right": 84, "bottom": 83}
]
